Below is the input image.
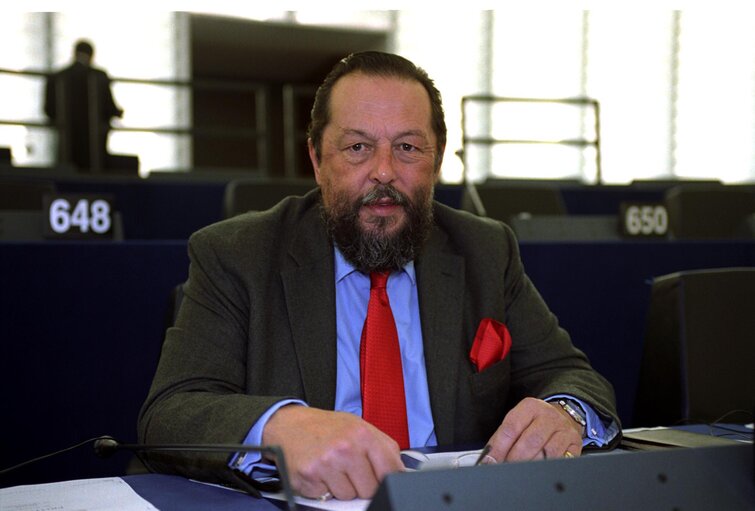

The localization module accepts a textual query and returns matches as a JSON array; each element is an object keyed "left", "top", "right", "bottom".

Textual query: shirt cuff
[
  {"left": 545, "top": 394, "right": 620, "bottom": 448},
  {"left": 228, "top": 399, "right": 307, "bottom": 478}
]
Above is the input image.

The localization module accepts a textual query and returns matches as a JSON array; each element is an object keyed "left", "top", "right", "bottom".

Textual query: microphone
[
  {"left": 92, "top": 436, "right": 298, "bottom": 511},
  {"left": 92, "top": 436, "right": 121, "bottom": 457}
]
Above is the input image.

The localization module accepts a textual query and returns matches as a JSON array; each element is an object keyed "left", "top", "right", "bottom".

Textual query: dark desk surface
[
  {"left": 0, "top": 171, "right": 701, "bottom": 239},
  {"left": 3, "top": 433, "right": 752, "bottom": 510},
  {"left": 125, "top": 474, "right": 288, "bottom": 511},
  {"left": 122, "top": 439, "right": 754, "bottom": 511}
]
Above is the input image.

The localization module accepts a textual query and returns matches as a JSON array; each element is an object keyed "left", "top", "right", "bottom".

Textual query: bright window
[{"left": 1, "top": 9, "right": 753, "bottom": 184}]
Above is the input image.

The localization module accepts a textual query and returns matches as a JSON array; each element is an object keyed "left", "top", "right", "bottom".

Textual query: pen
[{"left": 474, "top": 444, "right": 492, "bottom": 466}]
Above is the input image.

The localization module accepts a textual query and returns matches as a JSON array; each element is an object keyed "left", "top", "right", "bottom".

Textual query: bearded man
[{"left": 138, "top": 51, "right": 620, "bottom": 501}]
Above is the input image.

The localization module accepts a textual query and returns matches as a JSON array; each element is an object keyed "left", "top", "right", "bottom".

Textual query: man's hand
[
  {"left": 262, "top": 406, "right": 404, "bottom": 500},
  {"left": 486, "top": 397, "right": 584, "bottom": 463}
]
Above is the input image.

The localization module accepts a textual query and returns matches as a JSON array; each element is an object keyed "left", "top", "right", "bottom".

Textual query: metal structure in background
[
  {"left": 115, "top": 75, "right": 270, "bottom": 175},
  {"left": 0, "top": 67, "right": 270, "bottom": 175},
  {"left": 460, "top": 95, "right": 603, "bottom": 184},
  {"left": 282, "top": 83, "right": 317, "bottom": 178}
]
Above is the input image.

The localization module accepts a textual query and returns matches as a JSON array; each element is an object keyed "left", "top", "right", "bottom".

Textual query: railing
[
  {"left": 0, "top": 67, "right": 270, "bottom": 175},
  {"left": 282, "top": 83, "right": 317, "bottom": 179},
  {"left": 460, "top": 95, "right": 603, "bottom": 184}
]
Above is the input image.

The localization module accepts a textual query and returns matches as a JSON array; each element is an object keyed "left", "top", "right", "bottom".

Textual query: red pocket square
[{"left": 469, "top": 318, "right": 512, "bottom": 372}]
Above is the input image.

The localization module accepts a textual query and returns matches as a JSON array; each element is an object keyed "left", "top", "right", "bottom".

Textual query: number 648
[{"left": 49, "top": 198, "right": 112, "bottom": 234}]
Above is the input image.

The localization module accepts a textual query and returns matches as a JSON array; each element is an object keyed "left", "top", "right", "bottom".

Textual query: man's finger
[
  {"left": 487, "top": 408, "right": 533, "bottom": 462},
  {"left": 263, "top": 407, "right": 403, "bottom": 500},
  {"left": 366, "top": 438, "right": 404, "bottom": 479},
  {"left": 504, "top": 414, "right": 555, "bottom": 461},
  {"left": 541, "top": 429, "right": 581, "bottom": 459},
  {"left": 487, "top": 397, "right": 586, "bottom": 462},
  {"left": 343, "top": 458, "right": 381, "bottom": 500},
  {"left": 323, "top": 469, "right": 358, "bottom": 501}
]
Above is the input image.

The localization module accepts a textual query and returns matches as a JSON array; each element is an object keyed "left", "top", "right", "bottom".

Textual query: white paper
[
  {"left": 0, "top": 477, "right": 158, "bottom": 511},
  {"left": 402, "top": 448, "right": 485, "bottom": 470},
  {"left": 261, "top": 491, "right": 370, "bottom": 511}
]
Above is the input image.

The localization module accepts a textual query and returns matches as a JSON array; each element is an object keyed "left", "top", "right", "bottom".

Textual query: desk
[
  {"left": 2, "top": 239, "right": 753, "bottom": 487},
  {"left": 124, "top": 474, "right": 286, "bottom": 510},
  {"left": 2, "top": 424, "right": 752, "bottom": 510},
  {"left": 0, "top": 171, "right": 692, "bottom": 239},
  {"left": 0, "top": 171, "right": 228, "bottom": 240},
  {"left": 7, "top": 442, "right": 750, "bottom": 511}
]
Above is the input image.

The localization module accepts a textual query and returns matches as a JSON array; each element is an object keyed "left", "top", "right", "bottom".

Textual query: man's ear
[{"left": 308, "top": 139, "right": 322, "bottom": 184}]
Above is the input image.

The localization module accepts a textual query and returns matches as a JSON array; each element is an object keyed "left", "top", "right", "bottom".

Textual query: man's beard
[{"left": 322, "top": 184, "right": 434, "bottom": 274}]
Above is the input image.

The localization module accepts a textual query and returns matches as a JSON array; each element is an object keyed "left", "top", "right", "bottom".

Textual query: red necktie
[{"left": 360, "top": 271, "right": 410, "bottom": 449}]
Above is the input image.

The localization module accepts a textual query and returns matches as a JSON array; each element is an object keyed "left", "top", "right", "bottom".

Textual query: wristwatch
[{"left": 555, "top": 399, "right": 587, "bottom": 432}]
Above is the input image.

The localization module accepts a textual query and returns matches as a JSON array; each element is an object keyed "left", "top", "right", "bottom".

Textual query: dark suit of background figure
[
  {"left": 138, "top": 188, "right": 619, "bottom": 487},
  {"left": 44, "top": 43, "right": 122, "bottom": 172}
]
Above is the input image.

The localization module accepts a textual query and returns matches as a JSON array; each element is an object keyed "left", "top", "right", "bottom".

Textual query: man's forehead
[{"left": 327, "top": 73, "right": 433, "bottom": 136}]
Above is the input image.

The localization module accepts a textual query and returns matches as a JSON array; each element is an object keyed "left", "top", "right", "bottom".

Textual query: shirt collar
[{"left": 334, "top": 246, "right": 416, "bottom": 285}]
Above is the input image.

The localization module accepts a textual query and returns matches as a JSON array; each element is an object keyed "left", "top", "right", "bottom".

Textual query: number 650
[{"left": 625, "top": 205, "right": 668, "bottom": 236}]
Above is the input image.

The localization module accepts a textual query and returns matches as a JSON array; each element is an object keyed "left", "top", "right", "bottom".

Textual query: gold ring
[
  {"left": 564, "top": 451, "right": 574, "bottom": 458},
  {"left": 318, "top": 491, "right": 333, "bottom": 502}
]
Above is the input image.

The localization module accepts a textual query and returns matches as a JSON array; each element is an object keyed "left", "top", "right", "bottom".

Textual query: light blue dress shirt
[
  {"left": 231, "top": 248, "right": 617, "bottom": 475},
  {"left": 331, "top": 249, "right": 437, "bottom": 448}
]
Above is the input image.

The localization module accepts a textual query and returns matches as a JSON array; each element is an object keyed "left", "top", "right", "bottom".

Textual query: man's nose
[{"left": 369, "top": 144, "right": 397, "bottom": 184}]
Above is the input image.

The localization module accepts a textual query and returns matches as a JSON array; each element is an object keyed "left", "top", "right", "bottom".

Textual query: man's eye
[
  {"left": 349, "top": 143, "right": 365, "bottom": 152},
  {"left": 399, "top": 143, "right": 416, "bottom": 152}
]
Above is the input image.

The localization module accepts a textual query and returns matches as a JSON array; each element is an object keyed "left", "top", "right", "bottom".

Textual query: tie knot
[{"left": 370, "top": 271, "right": 390, "bottom": 289}]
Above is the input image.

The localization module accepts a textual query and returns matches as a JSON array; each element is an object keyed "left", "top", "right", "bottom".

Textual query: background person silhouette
[{"left": 44, "top": 39, "right": 123, "bottom": 172}]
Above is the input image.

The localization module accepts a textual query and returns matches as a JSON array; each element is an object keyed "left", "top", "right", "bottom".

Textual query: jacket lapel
[
  {"left": 279, "top": 196, "right": 467, "bottom": 439},
  {"left": 416, "top": 228, "right": 465, "bottom": 445},
  {"left": 280, "top": 203, "right": 338, "bottom": 410}
]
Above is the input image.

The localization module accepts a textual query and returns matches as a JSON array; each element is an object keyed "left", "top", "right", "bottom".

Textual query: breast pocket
[{"left": 467, "top": 358, "right": 511, "bottom": 432}]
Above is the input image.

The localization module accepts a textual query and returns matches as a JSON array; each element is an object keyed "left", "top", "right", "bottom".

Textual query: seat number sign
[
  {"left": 43, "top": 194, "right": 115, "bottom": 239},
  {"left": 619, "top": 202, "right": 668, "bottom": 237}
]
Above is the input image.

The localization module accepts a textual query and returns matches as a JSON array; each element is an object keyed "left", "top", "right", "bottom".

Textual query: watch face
[{"left": 559, "top": 400, "right": 587, "bottom": 426}]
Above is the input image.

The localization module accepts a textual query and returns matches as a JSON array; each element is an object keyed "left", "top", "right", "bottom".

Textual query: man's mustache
[{"left": 360, "top": 185, "right": 408, "bottom": 206}]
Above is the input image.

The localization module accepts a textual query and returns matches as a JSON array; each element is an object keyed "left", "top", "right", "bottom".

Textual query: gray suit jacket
[{"left": 138, "top": 188, "right": 619, "bottom": 485}]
